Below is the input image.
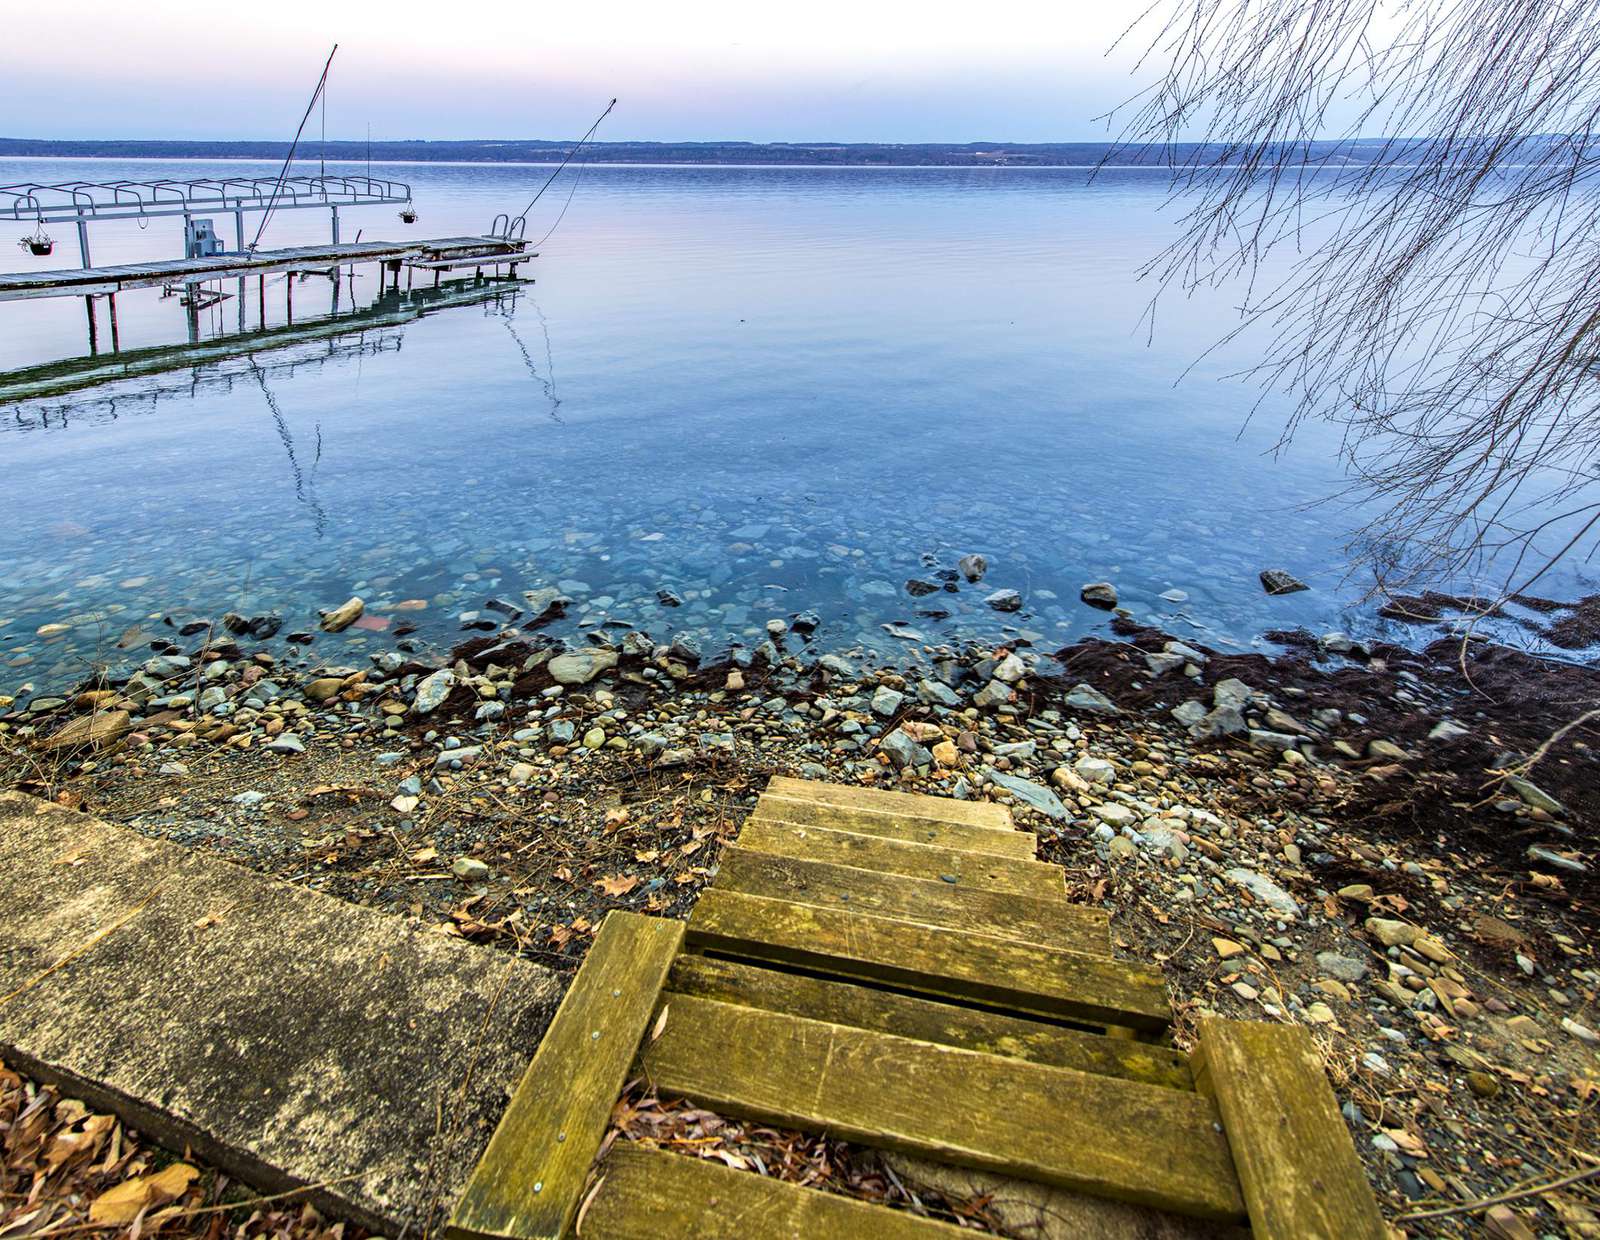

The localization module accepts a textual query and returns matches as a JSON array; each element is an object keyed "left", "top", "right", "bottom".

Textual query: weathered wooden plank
[
  {"left": 687, "top": 889, "right": 1170, "bottom": 1032},
  {"left": 751, "top": 801, "right": 1035, "bottom": 859},
  {"left": 0, "top": 237, "right": 532, "bottom": 302},
  {"left": 716, "top": 846, "right": 1107, "bottom": 951},
  {"left": 667, "top": 955, "right": 1192, "bottom": 1090},
  {"left": 1192, "top": 1018, "right": 1386, "bottom": 1240},
  {"left": 735, "top": 819, "right": 1064, "bottom": 899},
  {"left": 585, "top": 1142, "right": 971, "bottom": 1238},
  {"left": 445, "top": 912, "right": 685, "bottom": 1240},
  {"left": 766, "top": 775, "right": 1013, "bottom": 829},
  {"left": 642, "top": 996, "right": 1243, "bottom": 1222}
]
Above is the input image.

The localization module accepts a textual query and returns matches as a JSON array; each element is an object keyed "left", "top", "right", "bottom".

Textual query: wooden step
[
  {"left": 751, "top": 800, "right": 1036, "bottom": 859},
  {"left": 446, "top": 912, "right": 685, "bottom": 1240},
  {"left": 641, "top": 995, "right": 1244, "bottom": 1223},
  {"left": 716, "top": 846, "right": 1108, "bottom": 952},
  {"left": 766, "top": 775, "right": 1014, "bottom": 829},
  {"left": 735, "top": 819, "right": 1065, "bottom": 900},
  {"left": 687, "top": 889, "right": 1171, "bottom": 1033},
  {"left": 668, "top": 955, "right": 1192, "bottom": 1090},
  {"left": 585, "top": 1142, "right": 972, "bottom": 1238},
  {"left": 1193, "top": 1018, "right": 1387, "bottom": 1239}
]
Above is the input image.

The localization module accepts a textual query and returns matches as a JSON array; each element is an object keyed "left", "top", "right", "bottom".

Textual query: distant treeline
[{"left": 0, "top": 136, "right": 1426, "bottom": 167}]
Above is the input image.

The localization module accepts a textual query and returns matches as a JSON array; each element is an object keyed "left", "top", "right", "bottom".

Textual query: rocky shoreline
[{"left": 2, "top": 607, "right": 1598, "bottom": 1234}]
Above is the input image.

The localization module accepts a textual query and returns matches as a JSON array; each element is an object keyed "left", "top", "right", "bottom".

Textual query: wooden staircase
[{"left": 446, "top": 776, "right": 1386, "bottom": 1239}]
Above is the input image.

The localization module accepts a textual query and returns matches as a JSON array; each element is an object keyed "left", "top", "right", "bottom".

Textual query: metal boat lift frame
[{"left": 1, "top": 175, "right": 414, "bottom": 267}]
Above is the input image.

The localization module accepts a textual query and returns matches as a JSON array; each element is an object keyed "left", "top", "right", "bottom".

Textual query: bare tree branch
[{"left": 1110, "top": 0, "right": 1600, "bottom": 604}]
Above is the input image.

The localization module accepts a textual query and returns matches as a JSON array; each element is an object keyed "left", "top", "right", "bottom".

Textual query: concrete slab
[{"left": 0, "top": 791, "right": 559, "bottom": 1233}]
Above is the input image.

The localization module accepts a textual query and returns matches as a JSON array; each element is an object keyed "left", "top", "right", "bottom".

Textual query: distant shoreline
[{"left": 0, "top": 136, "right": 1412, "bottom": 168}]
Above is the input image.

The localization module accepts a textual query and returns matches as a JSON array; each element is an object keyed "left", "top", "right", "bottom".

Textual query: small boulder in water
[
  {"left": 319, "top": 597, "right": 364, "bottom": 632},
  {"left": 1080, "top": 582, "right": 1118, "bottom": 609},
  {"left": 957, "top": 553, "right": 988, "bottom": 583},
  {"left": 1259, "top": 569, "right": 1308, "bottom": 595}
]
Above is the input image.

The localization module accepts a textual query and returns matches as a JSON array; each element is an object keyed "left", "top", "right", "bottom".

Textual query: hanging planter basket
[
  {"left": 19, "top": 229, "right": 53, "bottom": 257},
  {"left": 399, "top": 207, "right": 417, "bottom": 224}
]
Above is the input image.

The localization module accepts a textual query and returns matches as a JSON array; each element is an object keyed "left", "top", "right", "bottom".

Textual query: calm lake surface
[{"left": 1, "top": 158, "right": 1588, "bottom": 690}]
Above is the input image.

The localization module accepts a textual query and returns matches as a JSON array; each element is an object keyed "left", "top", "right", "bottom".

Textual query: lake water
[{"left": 1, "top": 158, "right": 1589, "bottom": 692}]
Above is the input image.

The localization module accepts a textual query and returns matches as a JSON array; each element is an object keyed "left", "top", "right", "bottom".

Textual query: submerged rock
[
  {"left": 319, "top": 597, "right": 364, "bottom": 633},
  {"left": 984, "top": 589, "right": 1023, "bottom": 612}
]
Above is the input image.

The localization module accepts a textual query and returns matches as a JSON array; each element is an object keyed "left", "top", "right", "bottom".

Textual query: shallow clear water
[{"left": 1, "top": 158, "right": 1590, "bottom": 690}]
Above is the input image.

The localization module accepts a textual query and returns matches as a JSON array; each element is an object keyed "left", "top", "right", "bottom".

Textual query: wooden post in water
[{"left": 107, "top": 294, "right": 120, "bottom": 352}]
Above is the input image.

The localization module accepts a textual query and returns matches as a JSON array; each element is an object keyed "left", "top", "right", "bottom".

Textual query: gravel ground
[{"left": 2, "top": 617, "right": 1597, "bottom": 1237}]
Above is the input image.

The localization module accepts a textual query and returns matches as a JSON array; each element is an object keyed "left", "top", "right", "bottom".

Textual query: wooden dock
[
  {"left": 446, "top": 775, "right": 1387, "bottom": 1239},
  {"left": 0, "top": 236, "right": 535, "bottom": 302}
]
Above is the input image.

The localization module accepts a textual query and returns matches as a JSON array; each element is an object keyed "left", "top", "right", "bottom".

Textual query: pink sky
[{"left": 5, "top": 0, "right": 1153, "bottom": 142}]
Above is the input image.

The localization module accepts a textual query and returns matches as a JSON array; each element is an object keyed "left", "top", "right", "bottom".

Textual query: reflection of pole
[
  {"left": 107, "top": 294, "right": 120, "bottom": 352},
  {"left": 85, "top": 297, "right": 99, "bottom": 355}
]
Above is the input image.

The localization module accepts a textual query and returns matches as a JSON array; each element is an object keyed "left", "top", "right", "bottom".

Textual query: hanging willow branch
[{"left": 1109, "top": 0, "right": 1600, "bottom": 600}]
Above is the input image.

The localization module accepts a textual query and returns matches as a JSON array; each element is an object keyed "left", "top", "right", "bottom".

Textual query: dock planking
[
  {"left": 733, "top": 818, "right": 1065, "bottom": 899},
  {"left": 714, "top": 845, "right": 1108, "bottom": 950},
  {"left": 446, "top": 774, "right": 1385, "bottom": 1238},
  {"left": 445, "top": 912, "right": 683, "bottom": 1240},
  {"left": 584, "top": 1143, "right": 973, "bottom": 1238},
  {"left": 1193, "top": 1018, "right": 1389, "bottom": 1239},
  {"left": 0, "top": 236, "right": 534, "bottom": 301},
  {"left": 688, "top": 888, "right": 1169, "bottom": 1031},
  {"left": 641, "top": 995, "right": 1245, "bottom": 1222},
  {"left": 666, "top": 955, "right": 1193, "bottom": 1089},
  {"left": 751, "top": 799, "right": 1037, "bottom": 858}
]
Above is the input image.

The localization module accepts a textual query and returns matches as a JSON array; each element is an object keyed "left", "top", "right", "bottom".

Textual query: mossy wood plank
[
  {"left": 687, "top": 889, "right": 1170, "bottom": 1032},
  {"left": 716, "top": 845, "right": 1108, "bottom": 952},
  {"left": 735, "top": 819, "right": 1064, "bottom": 900},
  {"left": 1193, "top": 1018, "right": 1386, "bottom": 1240},
  {"left": 667, "top": 955, "right": 1192, "bottom": 1090},
  {"left": 641, "top": 995, "right": 1243, "bottom": 1222},
  {"left": 766, "top": 775, "right": 1014, "bottom": 829},
  {"left": 445, "top": 912, "right": 685, "bottom": 1240},
  {"left": 751, "top": 800, "right": 1036, "bottom": 859},
  {"left": 585, "top": 1142, "right": 971, "bottom": 1238}
]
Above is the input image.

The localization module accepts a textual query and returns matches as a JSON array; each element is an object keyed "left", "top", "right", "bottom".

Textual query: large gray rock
[
  {"left": 1062, "top": 683, "right": 1119, "bottom": 714},
  {"left": 412, "top": 668, "right": 457, "bottom": 715},
  {"left": 0, "top": 793, "right": 557, "bottom": 1234},
  {"left": 548, "top": 648, "right": 619, "bottom": 685},
  {"left": 1225, "top": 867, "right": 1303, "bottom": 919},
  {"left": 871, "top": 685, "right": 906, "bottom": 717},
  {"left": 1079, "top": 582, "right": 1118, "bottom": 609},
  {"left": 984, "top": 588, "right": 1023, "bottom": 612},
  {"left": 982, "top": 768, "right": 1068, "bottom": 820},
  {"left": 1259, "top": 569, "right": 1308, "bottom": 595},
  {"left": 879, "top": 728, "right": 933, "bottom": 769}
]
